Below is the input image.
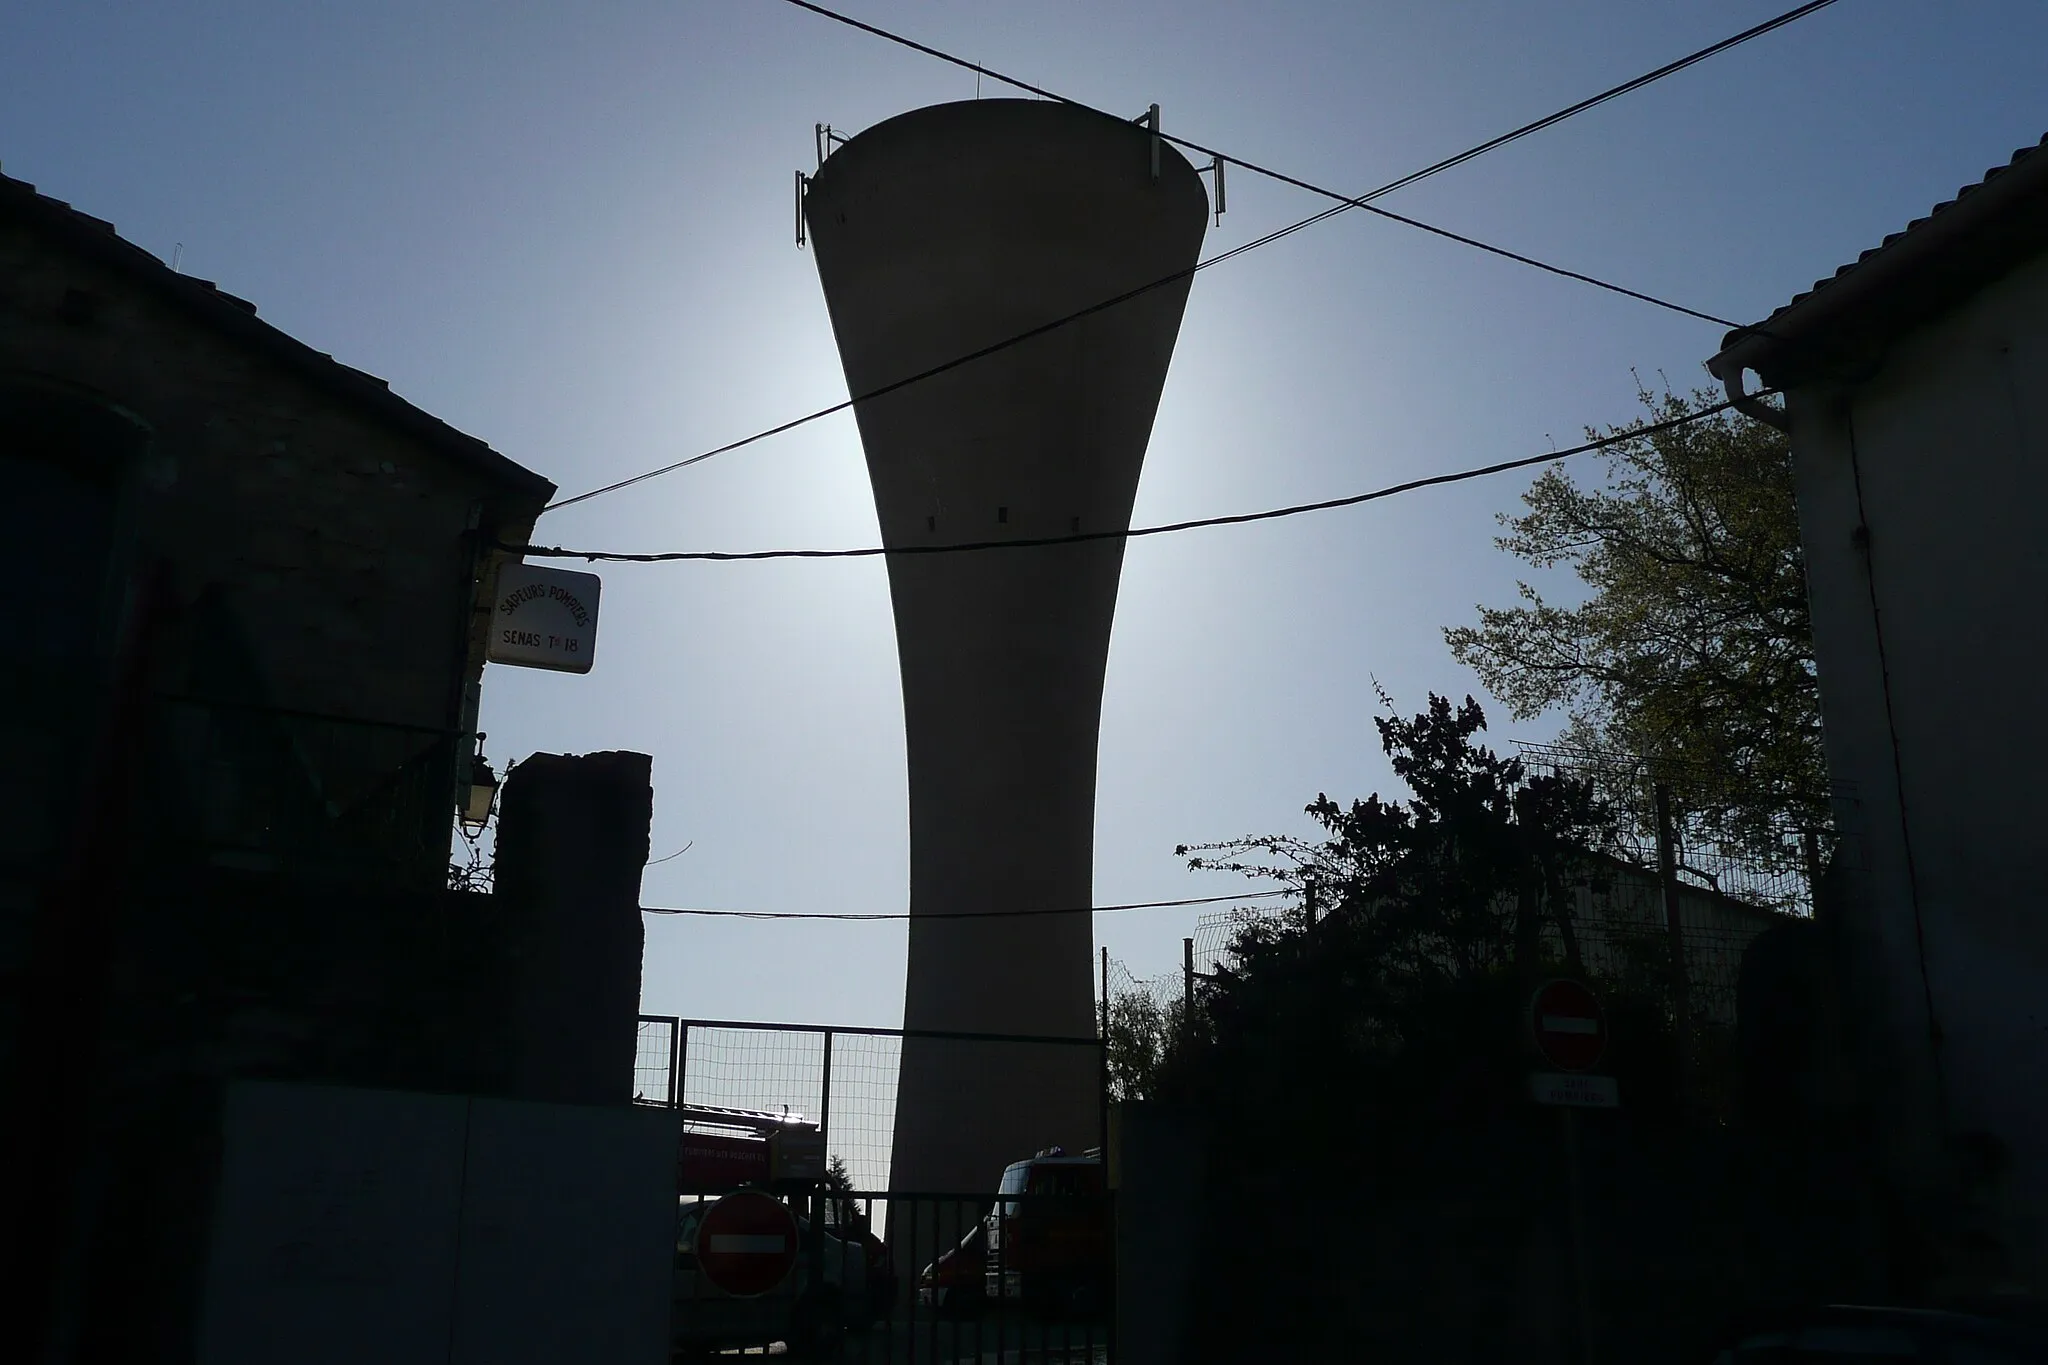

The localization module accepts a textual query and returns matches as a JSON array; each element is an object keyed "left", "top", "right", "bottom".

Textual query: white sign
[
  {"left": 1529, "top": 1072, "right": 1620, "bottom": 1109},
  {"left": 487, "top": 563, "right": 601, "bottom": 674}
]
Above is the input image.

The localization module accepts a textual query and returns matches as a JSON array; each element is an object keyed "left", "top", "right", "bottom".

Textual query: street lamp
[{"left": 460, "top": 732, "right": 499, "bottom": 836}]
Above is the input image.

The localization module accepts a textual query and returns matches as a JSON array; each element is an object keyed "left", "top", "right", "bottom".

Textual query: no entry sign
[
  {"left": 694, "top": 1190, "right": 799, "bottom": 1297},
  {"left": 1530, "top": 978, "right": 1606, "bottom": 1073}
]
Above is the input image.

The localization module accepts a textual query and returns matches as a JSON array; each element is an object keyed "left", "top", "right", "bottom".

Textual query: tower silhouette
[{"left": 805, "top": 99, "right": 1208, "bottom": 1193}]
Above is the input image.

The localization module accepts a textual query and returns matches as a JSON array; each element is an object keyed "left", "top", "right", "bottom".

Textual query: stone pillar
[{"left": 489, "top": 751, "right": 651, "bottom": 1107}]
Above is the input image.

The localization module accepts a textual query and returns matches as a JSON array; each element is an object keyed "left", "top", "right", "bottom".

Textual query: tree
[
  {"left": 1171, "top": 695, "right": 1648, "bottom": 1118},
  {"left": 1443, "top": 386, "right": 1823, "bottom": 857},
  {"left": 823, "top": 1153, "right": 860, "bottom": 1230},
  {"left": 1179, "top": 694, "right": 1615, "bottom": 982},
  {"left": 1104, "top": 984, "right": 1186, "bottom": 1104}
]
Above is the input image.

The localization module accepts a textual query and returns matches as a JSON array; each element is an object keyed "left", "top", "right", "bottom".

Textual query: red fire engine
[{"left": 674, "top": 1103, "right": 826, "bottom": 1193}]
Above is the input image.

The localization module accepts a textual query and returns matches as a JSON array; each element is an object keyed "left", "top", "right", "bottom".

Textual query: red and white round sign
[
  {"left": 694, "top": 1190, "right": 799, "bottom": 1297},
  {"left": 1530, "top": 978, "right": 1606, "bottom": 1072}
]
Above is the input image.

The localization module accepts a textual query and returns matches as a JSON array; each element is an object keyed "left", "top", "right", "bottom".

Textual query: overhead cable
[
  {"left": 778, "top": 0, "right": 1839, "bottom": 210},
  {"left": 640, "top": 888, "right": 1292, "bottom": 921},
  {"left": 542, "top": 4, "right": 1828, "bottom": 511},
  {"left": 547, "top": 211, "right": 1368, "bottom": 510},
  {"left": 513, "top": 394, "right": 1756, "bottom": 564}
]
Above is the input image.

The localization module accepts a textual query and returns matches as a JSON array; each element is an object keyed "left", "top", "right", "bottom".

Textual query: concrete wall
[
  {"left": 1782, "top": 248, "right": 2048, "bottom": 1290},
  {"left": 51, "top": 741, "right": 656, "bottom": 1362},
  {"left": 198, "top": 1081, "right": 679, "bottom": 1365},
  {"left": 1113, "top": 1104, "right": 1208, "bottom": 1365},
  {"left": 805, "top": 99, "right": 1208, "bottom": 1193}
]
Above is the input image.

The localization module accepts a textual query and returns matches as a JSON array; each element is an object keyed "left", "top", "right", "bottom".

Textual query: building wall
[
  {"left": 805, "top": 100, "right": 1209, "bottom": 1193},
  {"left": 0, "top": 215, "right": 539, "bottom": 736},
  {"left": 0, "top": 212, "right": 555, "bottom": 1362},
  {"left": 1783, "top": 248, "right": 2048, "bottom": 1288}
]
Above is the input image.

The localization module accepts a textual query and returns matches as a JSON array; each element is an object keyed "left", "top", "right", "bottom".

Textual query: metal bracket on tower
[
  {"left": 1197, "top": 154, "right": 1227, "bottom": 225},
  {"left": 814, "top": 122, "right": 848, "bottom": 170},
  {"left": 795, "top": 171, "right": 809, "bottom": 249}
]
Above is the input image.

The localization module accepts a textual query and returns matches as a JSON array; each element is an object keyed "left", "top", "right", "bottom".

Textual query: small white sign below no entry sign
[
  {"left": 1529, "top": 1072, "right": 1620, "bottom": 1108},
  {"left": 487, "top": 563, "right": 601, "bottom": 675}
]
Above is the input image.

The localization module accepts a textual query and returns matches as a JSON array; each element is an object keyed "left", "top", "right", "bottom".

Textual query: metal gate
[{"left": 638, "top": 1017, "right": 1113, "bottom": 1362}]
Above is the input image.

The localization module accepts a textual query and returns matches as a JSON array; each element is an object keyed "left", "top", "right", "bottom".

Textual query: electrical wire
[
  {"left": 543, "top": 205, "right": 1381, "bottom": 510},
  {"left": 510, "top": 393, "right": 1759, "bottom": 564},
  {"left": 541, "top": 6, "right": 1829, "bottom": 511},
  {"left": 779, "top": 0, "right": 1839, "bottom": 211},
  {"left": 640, "top": 888, "right": 1291, "bottom": 921}
]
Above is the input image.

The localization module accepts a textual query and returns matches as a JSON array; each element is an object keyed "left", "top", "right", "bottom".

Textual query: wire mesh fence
[
  {"left": 825, "top": 1031, "right": 906, "bottom": 1195},
  {"left": 1107, "top": 872, "right": 1792, "bottom": 1036},
  {"left": 1098, "top": 905, "right": 1295, "bottom": 1024},
  {"left": 1512, "top": 739, "right": 1844, "bottom": 918},
  {"left": 635, "top": 1017, "right": 1103, "bottom": 1227},
  {"left": 633, "top": 1015, "right": 679, "bottom": 1107},
  {"left": 1094, "top": 742, "right": 1845, "bottom": 1117}
]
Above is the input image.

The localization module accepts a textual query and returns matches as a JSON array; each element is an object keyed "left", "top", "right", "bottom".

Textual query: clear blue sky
[{"left": 10, "top": 1, "right": 2044, "bottom": 1027}]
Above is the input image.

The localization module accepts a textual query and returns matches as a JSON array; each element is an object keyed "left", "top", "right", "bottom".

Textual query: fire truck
[
  {"left": 983, "top": 1146, "right": 1111, "bottom": 1315},
  {"left": 674, "top": 1102, "right": 825, "bottom": 1193},
  {"left": 669, "top": 1103, "right": 891, "bottom": 1359}
]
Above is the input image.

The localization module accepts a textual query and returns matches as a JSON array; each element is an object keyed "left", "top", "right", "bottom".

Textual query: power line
[
  {"left": 544, "top": 212, "right": 1356, "bottom": 510},
  {"left": 779, "top": 0, "right": 1839, "bottom": 212},
  {"left": 640, "top": 888, "right": 1291, "bottom": 921},
  {"left": 543, "top": 8, "right": 1825, "bottom": 512},
  {"left": 511, "top": 393, "right": 1757, "bottom": 564}
]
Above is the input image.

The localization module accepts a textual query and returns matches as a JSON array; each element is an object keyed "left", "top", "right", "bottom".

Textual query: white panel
[
  {"left": 197, "top": 1081, "right": 469, "bottom": 1365},
  {"left": 486, "top": 563, "right": 601, "bottom": 674},
  {"left": 452, "top": 1098, "right": 681, "bottom": 1365}
]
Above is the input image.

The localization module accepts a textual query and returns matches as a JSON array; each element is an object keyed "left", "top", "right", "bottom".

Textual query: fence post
[
  {"left": 1654, "top": 784, "right": 1697, "bottom": 1109},
  {"left": 673, "top": 1022, "right": 688, "bottom": 1109},
  {"left": 818, "top": 1029, "right": 832, "bottom": 1155},
  {"left": 1802, "top": 827, "right": 1826, "bottom": 921},
  {"left": 1100, "top": 948, "right": 1113, "bottom": 1163},
  {"left": 666, "top": 1018, "right": 681, "bottom": 1109},
  {"left": 1183, "top": 938, "right": 1195, "bottom": 1036},
  {"left": 1305, "top": 878, "right": 1318, "bottom": 930},
  {"left": 1100, "top": 946, "right": 1110, "bottom": 1036}
]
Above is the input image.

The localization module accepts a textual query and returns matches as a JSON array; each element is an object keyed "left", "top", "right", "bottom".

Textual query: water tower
[{"left": 804, "top": 99, "right": 1208, "bottom": 1194}]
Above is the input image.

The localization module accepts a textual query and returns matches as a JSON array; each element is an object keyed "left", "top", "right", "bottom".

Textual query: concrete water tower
[{"left": 804, "top": 99, "right": 1208, "bottom": 1193}]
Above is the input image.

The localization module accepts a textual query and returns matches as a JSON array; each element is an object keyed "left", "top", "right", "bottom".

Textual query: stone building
[
  {"left": 0, "top": 169, "right": 554, "bottom": 893},
  {"left": 0, "top": 171, "right": 654, "bottom": 1362}
]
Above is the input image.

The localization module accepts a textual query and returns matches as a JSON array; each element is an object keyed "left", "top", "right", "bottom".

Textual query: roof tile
[
  {"left": 0, "top": 171, "right": 554, "bottom": 503},
  {"left": 1755, "top": 133, "right": 2048, "bottom": 332}
]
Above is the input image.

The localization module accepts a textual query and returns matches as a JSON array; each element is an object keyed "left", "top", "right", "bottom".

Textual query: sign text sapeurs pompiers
[{"left": 488, "top": 563, "right": 601, "bottom": 674}]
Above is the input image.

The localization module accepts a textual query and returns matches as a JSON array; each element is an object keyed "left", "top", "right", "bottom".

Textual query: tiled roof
[
  {"left": 1713, "top": 133, "right": 2048, "bottom": 386},
  {"left": 0, "top": 171, "right": 556, "bottom": 502}
]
